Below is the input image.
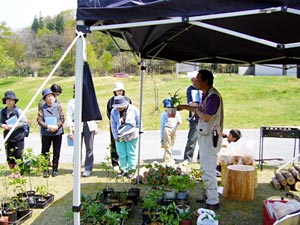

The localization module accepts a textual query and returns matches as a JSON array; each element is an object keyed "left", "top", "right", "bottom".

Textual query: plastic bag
[{"left": 196, "top": 208, "right": 219, "bottom": 225}]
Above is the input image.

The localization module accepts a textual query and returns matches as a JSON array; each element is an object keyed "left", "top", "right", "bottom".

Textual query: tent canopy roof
[{"left": 77, "top": 0, "right": 300, "bottom": 64}]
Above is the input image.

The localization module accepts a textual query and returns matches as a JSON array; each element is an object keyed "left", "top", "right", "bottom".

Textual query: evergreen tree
[
  {"left": 38, "top": 13, "right": 44, "bottom": 30},
  {"left": 55, "top": 14, "right": 64, "bottom": 34},
  {"left": 31, "top": 16, "right": 39, "bottom": 33}
]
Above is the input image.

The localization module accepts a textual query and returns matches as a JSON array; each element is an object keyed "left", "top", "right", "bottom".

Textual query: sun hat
[
  {"left": 112, "top": 96, "right": 129, "bottom": 108},
  {"left": 113, "top": 82, "right": 125, "bottom": 92},
  {"left": 163, "top": 98, "right": 171, "bottom": 107},
  {"left": 2, "top": 91, "right": 19, "bottom": 104},
  {"left": 42, "top": 88, "right": 55, "bottom": 100}
]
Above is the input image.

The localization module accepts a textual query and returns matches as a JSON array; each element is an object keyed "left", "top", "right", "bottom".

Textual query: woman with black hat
[
  {"left": 1, "top": 91, "right": 28, "bottom": 175},
  {"left": 37, "top": 88, "right": 64, "bottom": 177}
]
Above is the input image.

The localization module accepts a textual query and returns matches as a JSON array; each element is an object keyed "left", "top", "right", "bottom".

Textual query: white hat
[
  {"left": 113, "top": 82, "right": 125, "bottom": 92},
  {"left": 187, "top": 71, "right": 198, "bottom": 79}
]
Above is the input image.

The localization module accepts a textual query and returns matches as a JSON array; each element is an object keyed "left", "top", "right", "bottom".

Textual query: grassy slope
[{"left": 0, "top": 74, "right": 299, "bottom": 131}]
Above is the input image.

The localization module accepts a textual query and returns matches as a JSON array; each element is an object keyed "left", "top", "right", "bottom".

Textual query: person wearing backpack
[
  {"left": 37, "top": 89, "right": 64, "bottom": 177},
  {"left": 1, "top": 91, "right": 28, "bottom": 175}
]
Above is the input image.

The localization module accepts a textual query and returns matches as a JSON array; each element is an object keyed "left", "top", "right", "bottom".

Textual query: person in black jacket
[
  {"left": 106, "top": 82, "right": 132, "bottom": 172},
  {"left": 1, "top": 91, "right": 28, "bottom": 174}
]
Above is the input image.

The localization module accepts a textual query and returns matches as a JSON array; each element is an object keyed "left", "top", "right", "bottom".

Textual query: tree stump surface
[{"left": 223, "top": 165, "right": 255, "bottom": 201}]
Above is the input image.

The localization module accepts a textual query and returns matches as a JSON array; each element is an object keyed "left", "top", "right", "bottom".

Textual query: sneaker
[
  {"left": 216, "top": 170, "right": 222, "bottom": 177},
  {"left": 43, "top": 170, "right": 50, "bottom": 178},
  {"left": 127, "top": 173, "right": 135, "bottom": 179},
  {"left": 10, "top": 173, "right": 21, "bottom": 179},
  {"left": 52, "top": 170, "right": 58, "bottom": 177},
  {"left": 116, "top": 171, "right": 127, "bottom": 178},
  {"left": 182, "top": 159, "right": 189, "bottom": 165},
  {"left": 82, "top": 171, "right": 92, "bottom": 177},
  {"left": 113, "top": 165, "right": 120, "bottom": 172}
]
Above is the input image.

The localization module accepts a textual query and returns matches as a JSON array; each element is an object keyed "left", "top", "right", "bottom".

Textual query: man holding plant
[{"left": 177, "top": 69, "right": 223, "bottom": 210}]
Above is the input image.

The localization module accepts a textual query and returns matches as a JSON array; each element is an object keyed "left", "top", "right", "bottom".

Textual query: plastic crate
[{"left": 263, "top": 199, "right": 288, "bottom": 225}]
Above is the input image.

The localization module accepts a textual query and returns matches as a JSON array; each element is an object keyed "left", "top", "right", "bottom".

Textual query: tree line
[{"left": 0, "top": 9, "right": 237, "bottom": 78}]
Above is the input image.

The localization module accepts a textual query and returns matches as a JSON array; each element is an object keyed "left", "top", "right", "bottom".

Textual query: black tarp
[{"left": 77, "top": 0, "right": 300, "bottom": 64}]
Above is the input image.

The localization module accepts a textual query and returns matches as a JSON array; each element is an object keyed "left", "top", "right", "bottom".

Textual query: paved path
[{"left": 0, "top": 129, "right": 299, "bottom": 165}]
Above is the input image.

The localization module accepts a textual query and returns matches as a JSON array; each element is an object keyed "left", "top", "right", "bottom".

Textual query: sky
[{"left": 0, "top": 0, "right": 77, "bottom": 30}]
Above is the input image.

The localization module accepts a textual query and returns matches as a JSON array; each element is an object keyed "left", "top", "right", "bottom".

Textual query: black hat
[{"left": 2, "top": 91, "right": 19, "bottom": 104}]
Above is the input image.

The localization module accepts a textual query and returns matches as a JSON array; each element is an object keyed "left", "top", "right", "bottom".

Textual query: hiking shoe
[{"left": 82, "top": 171, "right": 92, "bottom": 177}]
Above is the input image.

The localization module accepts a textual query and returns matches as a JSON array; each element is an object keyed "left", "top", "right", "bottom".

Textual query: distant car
[{"left": 114, "top": 72, "right": 130, "bottom": 78}]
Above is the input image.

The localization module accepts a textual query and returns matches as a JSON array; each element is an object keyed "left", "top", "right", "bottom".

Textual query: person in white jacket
[{"left": 66, "top": 84, "right": 98, "bottom": 177}]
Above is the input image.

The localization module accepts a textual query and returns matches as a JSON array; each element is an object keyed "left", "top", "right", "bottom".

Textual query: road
[{"left": 0, "top": 129, "right": 299, "bottom": 166}]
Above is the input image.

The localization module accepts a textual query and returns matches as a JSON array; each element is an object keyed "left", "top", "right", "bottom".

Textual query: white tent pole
[
  {"left": 137, "top": 59, "right": 145, "bottom": 183},
  {"left": 73, "top": 23, "right": 85, "bottom": 225}
]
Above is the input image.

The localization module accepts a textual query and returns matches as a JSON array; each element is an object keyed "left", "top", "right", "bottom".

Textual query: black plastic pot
[
  {"left": 128, "top": 188, "right": 140, "bottom": 204},
  {"left": 103, "top": 187, "right": 114, "bottom": 198}
]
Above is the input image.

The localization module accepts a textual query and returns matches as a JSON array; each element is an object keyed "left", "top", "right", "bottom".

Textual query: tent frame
[{"left": 73, "top": 4, "right": 300, "bottom": 224}]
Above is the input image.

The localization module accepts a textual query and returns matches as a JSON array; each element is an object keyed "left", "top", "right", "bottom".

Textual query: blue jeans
[
  {"left": 115, "top": 138, "right": 138, "bottom": 172},
  {"left": 183, "top": 121, "right": 199, "bottom": 161}
]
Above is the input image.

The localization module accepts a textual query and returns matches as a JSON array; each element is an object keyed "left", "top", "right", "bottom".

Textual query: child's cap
[{"left": 163, "top": 98, "right": 171, "bottom": 107}]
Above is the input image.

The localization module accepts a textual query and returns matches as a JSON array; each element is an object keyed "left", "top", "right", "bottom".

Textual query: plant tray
[
  {"left": 32, "top": 194, "right": 54, "bottom": 209},
  {"left": 8, "top": 210, "right": 32, "bottom": 225}
]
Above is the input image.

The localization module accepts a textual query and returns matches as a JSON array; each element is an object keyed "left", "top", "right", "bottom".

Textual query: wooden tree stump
[{"left": 223, "top": 165, "right": 255, "bottom": 201}]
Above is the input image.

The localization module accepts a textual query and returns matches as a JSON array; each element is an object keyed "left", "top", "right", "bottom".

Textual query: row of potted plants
[
  {"left": 0, "top": 149, "right": 54, "bottom": 223},
  {"left": 140, "top": 188, "right": 193, "bottom": 225}
]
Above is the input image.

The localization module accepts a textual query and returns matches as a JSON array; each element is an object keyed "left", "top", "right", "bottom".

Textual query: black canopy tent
[
  {"left": 77, "top": 0, "right": 300, "bottom": 64},
  {"left": 72, "top": 1, "right": 300, "bottom": 223}
]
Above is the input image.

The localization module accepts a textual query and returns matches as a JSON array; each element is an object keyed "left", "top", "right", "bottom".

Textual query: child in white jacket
[{"left": 160, "top": 98, "right": 182, "bottom": 163}]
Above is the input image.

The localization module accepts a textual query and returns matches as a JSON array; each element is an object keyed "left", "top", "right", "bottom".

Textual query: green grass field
[
  {"left": 1, "top": 74, "right": 300, "bottom": 225},
  {"left": 0, "top": 74, "right": 299, "bottom": 131}
]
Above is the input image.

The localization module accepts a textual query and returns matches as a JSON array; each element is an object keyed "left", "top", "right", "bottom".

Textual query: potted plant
[
  {"left": 159, "top": 202, "right": 179, "bottom": 225},
  {"left": 140, "top": 189, "right": 163, "bottom": 224},
  {"left": 101, "top": 207, "right": 128, "bottom": 225},
  {"left": 168, "top": 174, "right": 196, "bottom": 200},
  {"left": 178, "top": 210, "right": 193, "bottom": 225},
  {"left": 166, "top": 89, "right": 182, "bottom": 118},
  {"left": 100, "top": 154, "right": 115, "bottom": 198}
]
